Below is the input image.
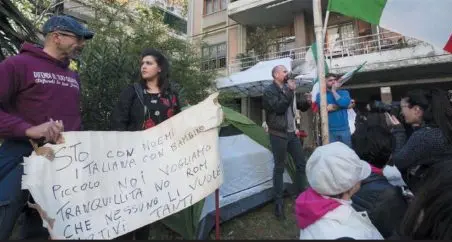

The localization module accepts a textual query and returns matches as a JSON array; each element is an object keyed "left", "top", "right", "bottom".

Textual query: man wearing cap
[
  {"left": 295, "top": 142, "right": 383, "bottom": 240},
  {"left": 0, "top": 15, "right": 94, "bottom": 239}
]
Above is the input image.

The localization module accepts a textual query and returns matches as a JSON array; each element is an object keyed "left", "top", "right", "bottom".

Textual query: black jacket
[
  {"left": 111, "top": 83, "right": 180, "bottom": 131},
  {"left": 391, "top": 125, "right": 452, "bottom": 192},
  {"left": 262, "top": 82, "right": 310, "bottom": 136},
  {"left": 352, "top": 173, "right": 408, "bottom": 239}
]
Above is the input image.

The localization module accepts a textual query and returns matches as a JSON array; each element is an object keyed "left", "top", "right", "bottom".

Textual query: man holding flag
[
  {"left": 301, "top": 42, "right": 363, "bottom": 146},
  {"left": 315, "top": 73, "right": 352, "bottom": 147}
]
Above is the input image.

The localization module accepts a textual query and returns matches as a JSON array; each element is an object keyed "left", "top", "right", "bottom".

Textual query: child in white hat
[{"left": 295, "top": 142, "right": 383, "bottom": 240}]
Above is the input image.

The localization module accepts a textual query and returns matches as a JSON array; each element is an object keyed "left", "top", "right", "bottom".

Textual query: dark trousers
[
  {"left": 0, "top": 140, "right": 49, "bottom": 240},
  {"left": 269, "top": 132, "right": 307, "bottom": 204}
]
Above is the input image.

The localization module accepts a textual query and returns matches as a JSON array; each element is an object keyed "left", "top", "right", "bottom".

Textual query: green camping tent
[{"left": 160, "top": 106, "right": 300, "bottom": 239}]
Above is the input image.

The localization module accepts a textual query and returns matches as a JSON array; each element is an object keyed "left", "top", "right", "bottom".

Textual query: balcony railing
[
  {"left": 140, "top": 0, "right": 186, "bottom": 18},
  {"left": 229, "top": 47, "right": 310, "bottom": 73},
  {"left": 324, "top": 31, "right": 421, "bottom": 58},
  {"left": 229, "top": 31, "right": 424, "bottom": 74}
]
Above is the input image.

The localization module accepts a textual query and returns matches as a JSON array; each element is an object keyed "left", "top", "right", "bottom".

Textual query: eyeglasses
[{"left": 54, "top": 32, "right": 84, "bottom": 42}]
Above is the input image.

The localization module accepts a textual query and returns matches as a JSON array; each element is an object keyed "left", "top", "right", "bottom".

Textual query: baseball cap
[
  {"left": 306, "top": 142, "right": 371, "bottom": 196},
  {"left": 42, "top": 15, "right": 94, "bottom": 40}
]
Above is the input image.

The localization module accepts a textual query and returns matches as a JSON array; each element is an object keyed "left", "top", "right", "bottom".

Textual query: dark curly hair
[{"left": 140, "top": 48, "right": 171, "bottom": 94}]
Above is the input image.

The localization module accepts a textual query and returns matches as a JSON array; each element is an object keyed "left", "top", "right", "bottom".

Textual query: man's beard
[{"left": 70, "top": 47, "right": 83, "bottom": 60}]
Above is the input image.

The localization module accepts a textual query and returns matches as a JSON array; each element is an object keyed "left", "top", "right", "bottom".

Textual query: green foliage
[
  {"left": 78, "top": 1, "right": 216, "bottom": 131},
  {"left": 232, "top": 26, "right": 280, "bottom": 72},
  {"left": 218, "top": 91, "right": 241, "bottom": 113},
  {"left": 246, "top": 26, "right": 280, "bottom": 58},
  {"left": 235, "top": 52, "right": 258, "bottom": 71},
  {"left": 0, "top": 0, "right": 41, "bottom": 60}
]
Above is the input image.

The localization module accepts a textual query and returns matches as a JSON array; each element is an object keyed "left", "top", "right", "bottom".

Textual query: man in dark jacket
[
  {"left": 262, "top": 65, "right": 311, "bottom": 220},
  {"left": 351, "top": 125, "right": 408, "bottom": 239}
]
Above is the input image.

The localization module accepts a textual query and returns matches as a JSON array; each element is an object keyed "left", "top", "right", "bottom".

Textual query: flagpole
[
  {"left": 313, "top": 0, "right": 329, "bottom": 145},
  {"left": 322, "top": 10, "right": 330, "bottom": 64},
  {"left": 322, "top": 10, "right": 330, "bottom": 41}
]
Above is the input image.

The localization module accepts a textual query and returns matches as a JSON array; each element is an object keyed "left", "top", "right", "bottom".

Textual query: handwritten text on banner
[{"left": 22, "top": 93, "right": 224, "bottom": 239}]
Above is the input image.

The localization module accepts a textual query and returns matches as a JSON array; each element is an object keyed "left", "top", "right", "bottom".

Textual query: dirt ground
[
  {"left": 208, "top": 197, "right": 299, "bottom": 240},
  {"left": 147, "top": 196, "right": 299, "bottom": 240},
  {"left": 11, "top": 197, "right": 298, "bottom": 240}
]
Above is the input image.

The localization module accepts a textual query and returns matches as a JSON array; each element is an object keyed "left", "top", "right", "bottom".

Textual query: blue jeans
[
  {"left": 329, "top": 129, "right": 352, "bottom": 147},
  {"left": 269, "top": 132, "right": 307, "bottom": 204},
  {"left": 0, "top": 140, "right": 49, "bottom": 240}
]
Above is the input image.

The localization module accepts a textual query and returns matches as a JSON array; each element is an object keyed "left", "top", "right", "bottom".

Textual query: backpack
[{"left": 133, "top": 83, "right": 147, "bottom": 118}]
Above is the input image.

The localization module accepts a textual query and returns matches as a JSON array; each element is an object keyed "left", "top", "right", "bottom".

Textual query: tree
[
  {"left": 245, "top": 26, "right": 280, "bottom": 58},
  {"left": 0, "top": 0, "right": 40, "bottom": 60},
  {"left": 232, "top": 26, "right": 280, "bottom": 71},
  {"left": 78, "top": 1, "right": 216, "bottom": 132},
  {"left": 0, "top": 0, "right": 70, "bottom": 60}
]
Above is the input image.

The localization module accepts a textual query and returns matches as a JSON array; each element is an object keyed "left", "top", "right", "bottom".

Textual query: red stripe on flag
[
  {"left": 444, "top": 34, "right": 452, "bottom": 53},
  {"left": 311, "top": 102, "right": 319, "bottom": 113}
]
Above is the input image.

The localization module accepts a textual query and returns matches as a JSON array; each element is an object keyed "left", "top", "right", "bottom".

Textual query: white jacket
[{"left": 299, "top": 202, "right": 384, "bottom": 240}]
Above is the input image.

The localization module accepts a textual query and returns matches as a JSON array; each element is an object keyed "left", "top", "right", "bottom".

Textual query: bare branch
[{"left": 32, "top": 0, "right": 68, "bottom": 26}]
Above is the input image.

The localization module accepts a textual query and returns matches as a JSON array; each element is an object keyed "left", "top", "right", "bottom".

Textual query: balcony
[
  {"left": 140, "top": 0, "right": 186, "bottom": 19},
  {"left": 228, "top": 0, "right": 326, "bottom": 26},
  {"left": 229, "top": 31, "right": 452, "bottom": 77},
  {"left": 229, "top": 47, "right": 309, "bottom": 74}
]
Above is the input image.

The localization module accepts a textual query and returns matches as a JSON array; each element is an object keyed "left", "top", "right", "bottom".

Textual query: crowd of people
[
  {"left": 1, "top": 14, "right": 452, "bottom": 240},
  {"left": 262, "top": 64, "right": 452, "bottom": 239}
]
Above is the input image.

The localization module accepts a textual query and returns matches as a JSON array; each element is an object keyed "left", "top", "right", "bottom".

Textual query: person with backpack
[
  {"left": 111, "top": 48, "right": 180, "bottom": 239},
  {"left": 111, "top": 48, "right": 181, "bottom": 131}
]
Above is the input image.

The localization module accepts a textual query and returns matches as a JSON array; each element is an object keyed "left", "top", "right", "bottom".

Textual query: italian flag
[
  {"left": 307, "top": 42, "right": 329, "bottom": 113},
  {"left": 328, "top": 0, "right": 452, "bottom": 53},
  {"left": 338, "top": 61, "right": 367, "bottom": 86},
  {"left": 308, "top": 44, "right": 365, "bottom": 112}
]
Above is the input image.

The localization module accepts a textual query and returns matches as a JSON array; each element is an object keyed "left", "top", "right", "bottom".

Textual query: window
[
  {"left": 326, "top": 22, "right": 356, "bottom": 56},
  {"left": 204, "top": 0, "right": 227, "bottom": 15},
  {"left": 201, "top": 43, "right": 227, "bottom": 70}
]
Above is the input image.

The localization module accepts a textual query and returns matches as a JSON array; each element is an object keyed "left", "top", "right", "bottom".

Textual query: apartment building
[
  {"left": 64, "top": 0, "right": 187, "bottom": 36},
  {"left": 188, "top": 0, "right": 452, "bottom": 146}
]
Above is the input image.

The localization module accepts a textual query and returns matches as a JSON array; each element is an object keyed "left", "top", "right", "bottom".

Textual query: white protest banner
[{"left": 22, "top": 93, "right": 224, "bottom": 240}]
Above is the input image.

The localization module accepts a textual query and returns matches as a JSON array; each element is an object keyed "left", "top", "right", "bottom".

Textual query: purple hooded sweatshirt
[{"left": 0, "top": 43, "right": 82, "bottom": 138}]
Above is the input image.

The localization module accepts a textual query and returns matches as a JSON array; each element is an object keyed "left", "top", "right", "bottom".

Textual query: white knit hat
[{"left": 306, "top": 142, "right": 371, "bottom": 196}]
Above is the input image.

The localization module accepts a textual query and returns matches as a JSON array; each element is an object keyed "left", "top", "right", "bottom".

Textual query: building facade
[
  {"left": 188, "top": 0, "right": 452, "bottom": 147},
  {"left": 64, "top": 0, "right": 187, "bottom": 36}
]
